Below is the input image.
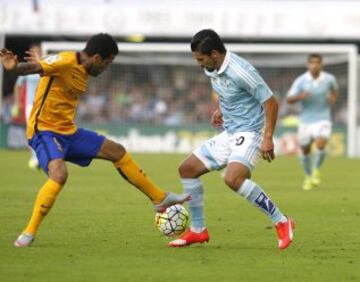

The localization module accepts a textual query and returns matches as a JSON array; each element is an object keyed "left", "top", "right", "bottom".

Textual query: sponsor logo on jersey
[{"left": 44, "top": 55, "right": 62, "bottom": 65}]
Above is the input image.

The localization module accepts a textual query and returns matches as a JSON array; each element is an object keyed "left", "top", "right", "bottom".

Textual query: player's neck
[
  {"left": 78, "top": 51, "right": 88, "bottom": 66},
  {"left": 78, "top": 51, "right": 93, "bottom": 74},
  {"left": 216, "top": 53, "right": 226, "bottom": 71},
  {"left": 310, "top": 71, "right": 321, "bottom": 79}
]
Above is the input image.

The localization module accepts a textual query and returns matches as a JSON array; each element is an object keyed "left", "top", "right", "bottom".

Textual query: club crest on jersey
[
  {"left": 215, "top": 77, "right": 230, "bottom": 88},
  {"left": 255, "top": 192, "right": 276, "bottom": 215}
]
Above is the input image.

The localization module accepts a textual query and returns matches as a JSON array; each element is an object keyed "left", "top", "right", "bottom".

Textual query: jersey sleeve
[
  {"left": 235, "top": 67, "right": 273, "bottom": 103},
  {"left": 39, "top": 53, "right": 71, "bottom": 76},
  {"left": 287, "top": 76, "right": 303, "bottom": 97}
]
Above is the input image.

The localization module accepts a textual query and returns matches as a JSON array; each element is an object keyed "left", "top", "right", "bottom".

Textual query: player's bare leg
[
  {"left": 312, "top": 137, "right": 328, "bottom": 186},
  {"left": 15, "top": 159, "right": 66, "bottom": 247},
  {"left": 96, "top": 139, "right": 190, "bottom": 212},
  {"left": 169, "top": 154, "right": 210, "bottom": 247},
  {"left": 224, "top": 162, "right": 294, "bottom": 250}
]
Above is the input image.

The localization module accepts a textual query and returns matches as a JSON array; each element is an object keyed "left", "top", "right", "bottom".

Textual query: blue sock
[
  {"left": 314, "top": 149, "right": 325, "bottom": 169},
  {"left": 237, "top": 179, "right": 286, "bottom": 224},
  {"left": 181, "top": 178, "right": 205, "bottom": 231},
  {"left": 300, "top": 154, "right": 312, "bottom": 176}
]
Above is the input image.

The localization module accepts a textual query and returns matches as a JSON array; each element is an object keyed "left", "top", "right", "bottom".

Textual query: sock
[
  {"left": 300, "top": 154, "right": 312, "bottom": 176},
  {"left": 314, "top": 149, "right": 325, "bottom": 169},
  {"left": 181, "top": 178, "right": 205, "bottom": 231},
  {"left": 114, "top": 153, "right": 166, "bottom": 204},
  {"left": 24, "top": 179, "right": 63, "bottom": 236},
  {"left": 237, "top": 179, "right": 287, "bottom": 224}
]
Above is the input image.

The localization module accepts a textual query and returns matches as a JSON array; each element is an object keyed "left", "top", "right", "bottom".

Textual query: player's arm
[
  {"left": 327, "top": 90, "right": 338, "bottom": 107},
  {"left": 286, "top": 91, "right": 310, "bottom": 104},
  {"left": 0, "top": 48, "right": 42, "bottom": 75},
  {"left": 327, "top": 76, "right": 339, "bottom": 107},
  {"left": 210, "top": 93, "right": 223, "bottom": 127},
  {"left": 286, "top": 77, "right": 309, "bottom": 104},
  {"left": 262, "top": 96, "right": 278, "bottom": 162},
  {"left": 236, "top": 68, "right": 277, "bottom": 162}
]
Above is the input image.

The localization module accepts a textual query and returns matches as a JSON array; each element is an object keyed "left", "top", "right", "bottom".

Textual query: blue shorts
[{"left": 29, "top": 128, "right": 106, "bottom": 173}]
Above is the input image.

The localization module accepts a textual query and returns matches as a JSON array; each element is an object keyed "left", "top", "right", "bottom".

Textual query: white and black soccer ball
[{"left": 155, "top": 204, "right": 189, "bottom": 237}]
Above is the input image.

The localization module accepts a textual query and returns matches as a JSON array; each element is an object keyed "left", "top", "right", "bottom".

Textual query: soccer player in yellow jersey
[{"left": 0, "top": 33, "right": 190, "bottom": 247}]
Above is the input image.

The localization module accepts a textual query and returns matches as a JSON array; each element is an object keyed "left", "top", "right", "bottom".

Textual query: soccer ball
[{"left": 155, "top": 204, "right": 189, "bottom": 237}]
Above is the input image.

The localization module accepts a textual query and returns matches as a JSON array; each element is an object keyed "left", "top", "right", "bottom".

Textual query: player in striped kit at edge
[
  {"left": 12, "top": 44, "right": 42, "bottom": 169},
  {"left": 169, "top": 29, "right": 295, "bottom": 250},
  {"left": 287, "top": 54, "right": 338, "bottom": 191}
]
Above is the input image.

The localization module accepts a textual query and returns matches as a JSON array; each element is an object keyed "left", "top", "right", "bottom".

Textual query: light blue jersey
[
  {"left": 288, "top": 71, "right": 338, "bottom": 124},
  {"left": 204, "top": 52, "right": 273, "bottom": 133},
  {"left": 16, "top": 74, "right": 40, "bottom": 106}
]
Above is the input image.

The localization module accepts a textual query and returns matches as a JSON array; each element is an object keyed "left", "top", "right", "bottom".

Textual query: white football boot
[
  {"left": 154, "top": 192, "right": 191, "bottom": 212},
  {"left": 14, "top": 233, "right": 34, "bottom": 247}
]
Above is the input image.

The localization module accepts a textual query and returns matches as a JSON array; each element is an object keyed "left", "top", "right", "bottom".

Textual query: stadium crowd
[{"left": 0, "top": 57, "right": 352, "bottom": 127}]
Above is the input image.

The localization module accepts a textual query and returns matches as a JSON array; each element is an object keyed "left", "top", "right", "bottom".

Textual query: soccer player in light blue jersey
[
  {"left": 169, "top": 29, "right": 295, "bottom": 250},
  {"left": 287, "top": 54, "right": 338, "bottom": 190},
  {"left": 12, "top": 44, "right": 42, "bottom": 170}
]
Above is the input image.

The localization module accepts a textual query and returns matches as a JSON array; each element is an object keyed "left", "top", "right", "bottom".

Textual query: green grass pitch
[{"left": 0, "top": 150, "right": 359, "bottom": 282}]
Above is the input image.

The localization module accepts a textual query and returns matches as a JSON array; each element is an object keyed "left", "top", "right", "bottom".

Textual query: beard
[
  {"left": 204, "top": 66, "right": 215, "bottom": 72},
  {"left": 89, "top": 66, "right": 101, "bottom": 77}
]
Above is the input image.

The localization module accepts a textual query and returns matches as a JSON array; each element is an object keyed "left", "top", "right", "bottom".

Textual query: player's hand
[
  {"left": 211, "top": 108, "right": 223, "bottom": 127},
  {"left": 11, "top": 104, "right": 19, "bottom": 118},
  {"left": 260, "top": 136, "right": 275, "bottom": 163},
  {"left": 0, "top": 48, "right": 18, "bottom": 71},
  {"left": 327, "top": 94, "right": 336, "bottom": 107},
  {"left": 298, "top": 92, "right": 310, "bottom": 101},
  {"left": 24, "top": 48, "right": 41, "bottom": 64}
]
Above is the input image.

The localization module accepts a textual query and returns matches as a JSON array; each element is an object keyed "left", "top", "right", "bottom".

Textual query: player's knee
[
  {"left": 302, "top": 146, "right": 311, "bottom": 155},
  {"left": 178, "top": 154, "right": 208, "bottom": 178},
  {"left": 316, "top": 142, "right": 327, "bottom": 151},
  {"left": 112, "top": 142, "right": 126, "bottom": 160},
  {"left": 50, "top": 170, "right": 68, "bottom": 185},
  {"left": 178, "top": 162, "right": 191, "bottom": 178},
  {"left": 101, "top": 139, "right": 126, "bottom": 162},
  {"left": 178, "top": 161, "right": 199, "bottom": 178},
  {"left": 224, "top": 173, "right": 247, "bottom": 191},
  {"left": 224, "top": 176, "right": 241, "bottom": 190},
  {"left": 48, "top": 164, "right": 68, "bottom": 185},
  {"left": 317, "top": 145, "right": 326, "bottom": 151}
]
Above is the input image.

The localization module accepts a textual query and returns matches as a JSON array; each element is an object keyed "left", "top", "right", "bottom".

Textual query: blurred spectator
[
  {"left": 71, "top": 56, "right": 349, "bottom": 127},
  {"left": 79, "top": 85, "right": 107, "bottom": 123}
]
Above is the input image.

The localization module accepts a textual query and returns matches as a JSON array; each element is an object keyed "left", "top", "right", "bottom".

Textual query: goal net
[{"left": 41, "top": 42, "right": 358, "bottom": 156}]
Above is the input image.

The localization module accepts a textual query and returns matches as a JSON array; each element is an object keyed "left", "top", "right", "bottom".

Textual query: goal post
[
  {"left": 41, "top": 42, "right": 359, "bottom": 157},
  {"left": 227, "top": 44, "right": 358, "bottom": 158},
  {"left": 0, "top": 32, "right": 5, "bottom": 115},
  {"left": 239, "top": 44, "right": 358, "bottom": 158},
  {"left": 0, "top": 32, "right": 5, "bottom": 148}
]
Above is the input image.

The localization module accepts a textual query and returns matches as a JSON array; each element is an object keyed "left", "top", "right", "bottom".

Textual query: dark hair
[
  {"left": 191, "top": 29, "right": 226, "bottom": 55},
  {"left": 84, "top": 33, "right": 119, "bottom": 59},
  {"left": 30, "top": 42, "right": 41, "bottom": 49},
  {"left": 308, "top": 53, "right": 322, "bottom": 62}
]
